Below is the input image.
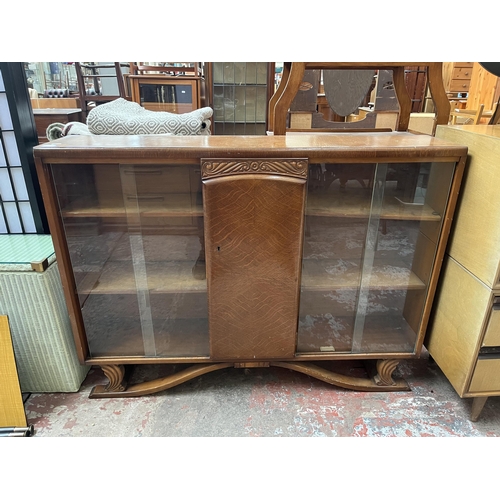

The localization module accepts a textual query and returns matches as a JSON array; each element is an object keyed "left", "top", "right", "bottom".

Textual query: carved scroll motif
[
  {"left": 101, "top": 365, "right": 127, "bottom": 392},
  {"left": 374, "top": 359, "right": 400, "bottom": 386},
  {"left": 201, "top": 159, "right": 308, "bottom": 180}
]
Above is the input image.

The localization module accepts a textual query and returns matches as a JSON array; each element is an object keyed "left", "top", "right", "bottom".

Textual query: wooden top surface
[
  {"left": 34, "top": 132, "right": 467, "bottom": 163},
  {"left": 126, "top": 75, "right": 203, "bottom": 81},
  {"left": 32, "top": 108, "right": 82, "bottom": 115},
  {"left": 437, "top": 125, "right": 500, "bottom": 140},
  {"left": 304, "top": 62, "right": 440, "bottom": 69}
]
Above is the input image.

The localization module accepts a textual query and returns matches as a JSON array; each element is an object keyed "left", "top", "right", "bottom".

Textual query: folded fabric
[
  {"left": 46, "top": 121, "right": 93, "bottom": 141},
  {"left": 87, "top": 98, "right": 213, "bottom": 136}
]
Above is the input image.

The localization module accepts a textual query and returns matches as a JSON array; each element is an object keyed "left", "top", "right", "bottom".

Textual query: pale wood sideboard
[
  {"left": 34, "top": 133, "right": 466, "bottom": 398},
  {"left": 427, "top": 125, "right": 500, "bottom": 421}
]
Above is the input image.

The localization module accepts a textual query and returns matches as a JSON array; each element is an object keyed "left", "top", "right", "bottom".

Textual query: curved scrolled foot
[
  {"left": 101, "top": 364, "right": 127, "bottom": 392},
  {"left": 271, "top": 361, "right": 409, "bottom": 392},
  {"left": 89, "top": 363, "right": 233, "bottom": 398},
  {"left": 374, "top": 359, "right": 401, "bottom": 386}
]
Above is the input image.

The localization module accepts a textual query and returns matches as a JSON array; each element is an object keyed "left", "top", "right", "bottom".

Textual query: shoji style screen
[{"left": 0, "top": 63, "right": 47, "bottom": 234}]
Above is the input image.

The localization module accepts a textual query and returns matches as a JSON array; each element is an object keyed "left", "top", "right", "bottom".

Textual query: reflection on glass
[
  {"left": 297, "top": 161, "right": 455, "bottom": 355},
  {"left": 51, "top": 163, "right": 209, "bottom": 358}
]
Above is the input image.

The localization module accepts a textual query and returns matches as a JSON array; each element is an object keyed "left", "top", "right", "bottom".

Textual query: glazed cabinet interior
[{"left": 34, "top": 134, "right": 466, "bottom": 397}]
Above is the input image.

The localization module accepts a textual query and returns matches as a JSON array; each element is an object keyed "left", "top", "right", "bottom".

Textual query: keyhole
[{"left": 217, "top": 246, "right": 221, "bottom": 252}]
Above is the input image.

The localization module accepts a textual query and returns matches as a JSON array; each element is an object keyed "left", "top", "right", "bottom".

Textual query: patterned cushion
[{"left": 87, "top": 98, "right": 212, "bottom": 136}]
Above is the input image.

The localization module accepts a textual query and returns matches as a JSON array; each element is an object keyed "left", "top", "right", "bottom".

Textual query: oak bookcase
[{"left": 34, "top": 133, "right": 466, "bottom": 398}]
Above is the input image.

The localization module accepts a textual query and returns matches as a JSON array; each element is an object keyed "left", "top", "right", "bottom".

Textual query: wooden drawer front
[
  {"left": 469, "top": 358, "right": 500, "bottom": 392},
  {"left": 123, "top": 191, "right": 191, "bottom": 206},
  {"left": 454, "top": 62, "right": 474, "bottom": 68},
  {"left": 94, "top": 165, "right": 194, "bottom": 195},
  {"left": 483, "top": 303, "right": 500, "bottom": 347},
  {"left": 449, "top": 80, "right": 470, "bottom": 92},
  {"left": 452, "top": 67, "right": 472, "bottom": 80},
  {"left": 120, "top": 166, "right": 192, "bottom": 195}
]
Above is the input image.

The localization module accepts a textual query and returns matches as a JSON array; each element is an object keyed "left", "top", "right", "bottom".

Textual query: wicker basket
[{"left": 0, "top": 236, "right": 89, "bottom": 392}]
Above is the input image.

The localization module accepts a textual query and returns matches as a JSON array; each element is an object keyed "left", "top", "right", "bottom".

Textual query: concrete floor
[{"left": 22, "top": 350, "right": 500, "bottom": 437}]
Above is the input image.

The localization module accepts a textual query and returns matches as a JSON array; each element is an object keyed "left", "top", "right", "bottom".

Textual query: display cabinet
[
  {"left": 34, "top": 133, "right": 466, "bottom": 398},
  {"left": 128, "top": 75, "right": 204, "bottom": 113}
]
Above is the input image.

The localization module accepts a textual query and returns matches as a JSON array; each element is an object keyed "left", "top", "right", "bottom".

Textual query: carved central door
[{"left": 202, "top": 159, "right": 307, "bottom": 360}]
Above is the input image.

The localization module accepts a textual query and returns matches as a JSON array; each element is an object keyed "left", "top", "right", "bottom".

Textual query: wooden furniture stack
[
  {"left": 32, "top": 108, "right": 83, "bottom": 143},
  {"left": 465, "top": 63, "right": 500, "bottom": 115},
  {"left": 269, "top": 62, "right": 450, "bottom": 135},
  {"left": 30, "top": 96, "right": 83, "bottom": 143},
  {"left": 426, "top": 125, "right": 500, "bottom": 421},
  {"left": 443, "top": 62, "right": 500, "bottom": 122},
  {"left": 34, "top": 132, "right": 466, "bottom": 398},
  {"left": 127, "top": 62, "right": 205, "bottom": 114},
  {"left": 443, "top": 62, "right": 474, "bottom": 101},
  {"left": 75, "top": 63, "right": 129, "bottom": 117}
]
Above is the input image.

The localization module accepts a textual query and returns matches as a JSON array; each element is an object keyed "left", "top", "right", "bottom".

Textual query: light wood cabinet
[
  {"left": 443, "top": 62, "right": 500, "bottom": 115},
  {"left": 443, "top": 62, "right": 473, "bottom": 98},
  {"left": 466, "top": 63, "right": 500, "bottom": 113},
  {"left": 427, "top": 125, "right": 500, "bottom": 421},
  {"left": 34, "top": 133, "right": 466, "bottom": 398}
]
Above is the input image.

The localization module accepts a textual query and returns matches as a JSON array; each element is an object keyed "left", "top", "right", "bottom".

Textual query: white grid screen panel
[{"left": 0, "top": 68, "right": 36, "bottom": 233}]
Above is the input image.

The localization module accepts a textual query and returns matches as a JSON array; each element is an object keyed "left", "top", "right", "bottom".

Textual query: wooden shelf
[
  {"left": 78, "top": 260, "right": 207, "bottom": 295},
  {"left": 297, "top": 314, "right": 417, "bottom": 354},
  {"left": 301, "top": 258, "right": 425, "bottom": 290},
  {"left": 306, "top": 192, "right": 441, "bottom": 221},
  {"left": 62, "top": 199, "right": 203, "bottom": 219},
  {"left": 61, "top": 194, "right": 438, "bottom": 222},
  {"left": 76, "top": 256, "right": 423, "bottom": 297},
  {"left": 213, "top": 120, "right": 267, "bottom": 124},
  {"left": 83, "top": 312, "right": 210, "bottom": 358}
]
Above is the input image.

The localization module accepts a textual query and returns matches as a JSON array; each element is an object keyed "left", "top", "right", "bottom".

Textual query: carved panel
[
  {"left": 201, "top": 159, "right": 308, "bottom": 180},
  {"left": 203, "top": 159, "right": 307, "bottom": 360}
]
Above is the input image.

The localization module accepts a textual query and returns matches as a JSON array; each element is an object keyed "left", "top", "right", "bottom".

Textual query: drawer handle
[
  {"left": 478, "top": 346, "right": 500, "bottom": 358},
  {"left": 123, "top": 170, "right": 163, "bottom": 175},
  {"left": 126, "top": 195, "right": 165, "bottom": 201}
]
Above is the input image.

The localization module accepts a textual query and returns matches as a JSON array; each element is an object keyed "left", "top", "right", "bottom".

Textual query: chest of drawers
[{"left": 427, "top": 125, "right": 500, "bottom": 420}]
